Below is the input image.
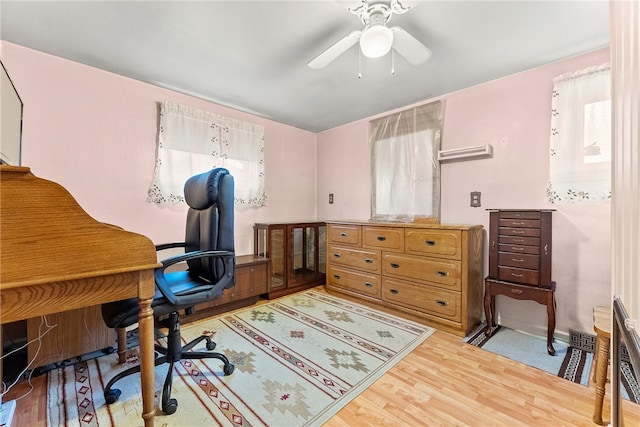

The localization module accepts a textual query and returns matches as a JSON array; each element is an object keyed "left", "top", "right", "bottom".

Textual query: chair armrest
[
  {"left": 155, "top": 242, "right": 187, "bottom": 252},
  {"left": 154, "top": 250, "right": 235, "bottom": 306}
]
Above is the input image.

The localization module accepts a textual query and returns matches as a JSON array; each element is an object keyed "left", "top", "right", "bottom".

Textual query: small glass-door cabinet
[{"left": 254, "top": 222, "right": 326, "bottom": 299}]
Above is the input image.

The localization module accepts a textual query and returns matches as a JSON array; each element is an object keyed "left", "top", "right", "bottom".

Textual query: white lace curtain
[
  {"left": 546, "top": 64, "right": 611, "bottom": 204},
  {"left": 147, "top": 101, "right": 266, "bottom": 208},
  {"left": 370, "top": 101, "right": 442, "bottom": 222}
]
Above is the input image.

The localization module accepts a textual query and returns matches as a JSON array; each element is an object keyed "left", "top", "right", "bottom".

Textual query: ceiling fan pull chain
[
  {"left": 358, "top": 48, "right": 362, "bottom": 79},
  {"left": 391, "top": 48, "right": 395, "bottom": 75}
]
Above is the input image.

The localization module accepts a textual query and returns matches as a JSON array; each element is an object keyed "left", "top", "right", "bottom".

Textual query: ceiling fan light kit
[
  {"left": 308, "top": 0, "right": 431, "bottom": 70},
  {"left": 360, "top": 24, "right": 394, "bottom": 58}
]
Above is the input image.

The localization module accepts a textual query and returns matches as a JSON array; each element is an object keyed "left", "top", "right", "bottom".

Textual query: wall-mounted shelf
[{"left": 438, "top": 144, "right": 493, "bottom": 161}]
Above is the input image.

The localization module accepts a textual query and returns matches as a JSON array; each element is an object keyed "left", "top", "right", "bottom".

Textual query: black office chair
[{"left": 101, "top": 167, "right": 236, "bottom": 415}]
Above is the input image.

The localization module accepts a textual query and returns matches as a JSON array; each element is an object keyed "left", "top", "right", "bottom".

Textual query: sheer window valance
[
  {"left": 147, "top": 101, "right": 266, "bottom": 208},
  {"left": 370, "top": 101, "right": 443, "bottom": 222},
  {"left": 546, "top": 64, "right": 611, "bottom": 205}
]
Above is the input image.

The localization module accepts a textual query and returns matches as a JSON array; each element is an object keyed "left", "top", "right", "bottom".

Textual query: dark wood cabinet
[
  {"left": 488, "top": 210, "right": 553, "bottom": 287},
  {"left": 254, "top": 222, "right": 326, "bottom": 298},
  {"left": 485, "top": 209, "right": 556, "bottom": 355}
]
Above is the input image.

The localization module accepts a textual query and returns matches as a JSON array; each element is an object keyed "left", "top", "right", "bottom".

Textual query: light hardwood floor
[{"left": 4, "top": 288, "right": 639, "bottom": 426}]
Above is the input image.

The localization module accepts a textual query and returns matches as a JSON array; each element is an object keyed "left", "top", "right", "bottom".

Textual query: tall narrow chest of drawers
[
  {"left": 484, "top": 209, "right": 557, "bottom": 355},
  {"left": 325, "top": 221, "right": 484, "bottom": 337},
  {"left": 488, "top": 209, "right": 553, "bottom": 287}
]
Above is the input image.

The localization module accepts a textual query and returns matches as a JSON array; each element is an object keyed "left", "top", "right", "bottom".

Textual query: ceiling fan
[{"left": 308, "top": 0, "right": 432, "bottom": 69}]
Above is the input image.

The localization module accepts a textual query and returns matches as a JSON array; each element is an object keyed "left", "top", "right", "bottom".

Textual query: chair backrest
[{"left": 183, "top": 168, "right": 234, "bottom": 283}]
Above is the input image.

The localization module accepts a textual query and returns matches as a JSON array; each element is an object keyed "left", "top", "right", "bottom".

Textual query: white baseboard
[{"left": 498, "top": 316, "right": 570, "bottom": 346}]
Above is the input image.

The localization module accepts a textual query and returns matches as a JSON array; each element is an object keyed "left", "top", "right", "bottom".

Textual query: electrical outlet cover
[{"left": 470, "top": 191, "right": 481, "bottom": 207}]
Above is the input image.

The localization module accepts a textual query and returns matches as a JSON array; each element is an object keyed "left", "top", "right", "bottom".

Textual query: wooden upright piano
[{"left": 0, "top": 165, "right": 159, "bottom": 426}]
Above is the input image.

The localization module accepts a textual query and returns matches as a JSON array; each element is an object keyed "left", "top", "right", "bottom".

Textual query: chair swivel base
[{"left": 104, "top": 312, "right": 234, "bottom": 415}]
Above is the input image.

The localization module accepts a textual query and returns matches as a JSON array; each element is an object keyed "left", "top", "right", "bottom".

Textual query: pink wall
[
  {"left": 3, "top": 39, "right": 611, "bottom": 338},
  {"left": 317, "top": 48, "right": 611, "bottom": 338},
  {"left": 1, "top": 42, "right": 318, "bottom": 256}
]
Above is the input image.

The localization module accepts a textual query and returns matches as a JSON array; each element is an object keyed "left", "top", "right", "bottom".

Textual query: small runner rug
[
  {"left": 466, "top": 325, "right": 593, "bottom": 386},
  {"left": 47, "top": 290, "right": 435, "bottom": 426},
  {"left": 466, "top": 324, "right": 640, "bottom": 404}
]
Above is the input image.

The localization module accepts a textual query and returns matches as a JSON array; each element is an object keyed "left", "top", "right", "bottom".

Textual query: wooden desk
[
  {"left": 0, "top": 166, "right": 160, "bottom": 427},
  {"left": 484, "top": 278, "right": 557, "bottom": 355}
]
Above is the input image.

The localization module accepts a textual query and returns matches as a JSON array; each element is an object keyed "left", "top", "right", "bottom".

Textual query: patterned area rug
[
  {"left": 466, "top": 324, "right": 639, "bottom": 404},
  {"left": 47, "top": 290, "right": 435, "bottom": 426}
]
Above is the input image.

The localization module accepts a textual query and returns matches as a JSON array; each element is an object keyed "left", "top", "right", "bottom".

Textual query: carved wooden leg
[
  {"left": 484, "top": 281, "right": 493, "bottom": 336},
  {"left": 546, "top": 291, "right": 556, "bottom": 356},
  {"left": 592, "top": 333, "right": 610, "bottom": 425},
  {"left": 117, "top": 327, "right": 127, "bottom": 364},
  {"left": 138, "top": 270, "right": 156, "bottom": 427}
]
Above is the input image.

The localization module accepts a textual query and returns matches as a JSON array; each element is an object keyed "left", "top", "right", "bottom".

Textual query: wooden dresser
[{"left": 325, "top": 221, "right": 484, "bottom": 336}]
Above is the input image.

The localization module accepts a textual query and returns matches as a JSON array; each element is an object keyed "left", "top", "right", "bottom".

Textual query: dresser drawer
[
  {"left": 498, "top": 243, "right": 539, "bottom": 255},
  {"left": 499, "top": 227, "right": 540, "bottom": 238},
  {"left": 498, "top": 266, "right": 539, "bottom": 286},
  {"left": 327, "top": 244, "right": 381, "bottom": 273},
  {"left": 327, "top": 265, "right": 381, "bottom": 297},
  {"left": 382, "top": 252, "right": 461, "bottom": 290},
  {"left": 499, "top": 235, "right": 540, "bottom": 247},
  {"left": 362, "top": 226, "right": 404, "bottom": 252},
  {"left": 328, "top": 224, "right": 361, "bottom": 245},
  {"left": 405, "top": 229, "right": 462, "bottom": 260},
  {"left": 382, "top": 277, "right": 461, "bottom": 322},
  {"left": 498, "top": 252, "right": 540, "bottom": 270},
  {"left": 499, "top": 218, "right": 541, "bottom": 229},
  {"left": 499, "top": 211, "right": 541, "bottom": 220}
]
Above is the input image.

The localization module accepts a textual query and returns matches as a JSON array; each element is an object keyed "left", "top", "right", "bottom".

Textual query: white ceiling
[{"left": 0, "top": 1, "right": 609, "bottom": 133}]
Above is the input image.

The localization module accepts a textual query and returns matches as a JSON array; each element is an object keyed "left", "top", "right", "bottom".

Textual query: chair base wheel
[
  {"left": 206, "top": 339, "right": 216, "bottom": 351},
  {"left": 104, "top": 388, "right": 121, "bottom": 404},
  {"left": 224, "top": 363, "right": 235, "bottom": 376}
]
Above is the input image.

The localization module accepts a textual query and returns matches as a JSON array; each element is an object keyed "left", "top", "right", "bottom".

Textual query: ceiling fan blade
[
  {"left": 308, "top": 30, "right": 361, "bottom": 69},
  {"left": 390, "top": 26, "right": 432, "bottom": 65}
]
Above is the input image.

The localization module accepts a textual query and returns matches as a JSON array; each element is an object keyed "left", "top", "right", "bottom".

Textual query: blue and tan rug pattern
[
  {"left": 47, "top": 290, "right": 435, "bottom": 426},
  {"left": 466, "top": 324, "right": 639, "bottom": 404}
]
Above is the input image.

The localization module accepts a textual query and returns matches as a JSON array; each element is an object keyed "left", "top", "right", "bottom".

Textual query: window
[
  {"left": 370, "top": 101, "right": 443, "bottom": 222},
  {"left": 547, "top": 65, "right": 611, "bottom": 204},
  {"left": 147, "top": 101, "right": 266, "bottom": 208}
]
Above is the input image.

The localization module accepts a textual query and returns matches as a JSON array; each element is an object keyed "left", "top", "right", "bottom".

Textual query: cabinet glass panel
[
  {"left": 290, "top": 225, "right": 317, "bottom": 286},
  {"left": 270, "top": 227, "right": 285, "bottom": 289}
]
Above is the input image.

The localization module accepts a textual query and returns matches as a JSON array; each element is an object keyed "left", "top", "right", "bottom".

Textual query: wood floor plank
[{"left": 4, "top": 287, "right": 640, "bottom": 426}]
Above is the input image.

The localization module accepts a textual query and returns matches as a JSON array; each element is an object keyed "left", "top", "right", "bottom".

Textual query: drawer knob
[
  {"left": 436, "top": 271, "right": 449, "bottom": 277},
  {"left": 512, "top": 247, "right": 524, "bottom": 251},
  {"left": 364, "top": 282, "right": 373, "bottom": 288},
  {"left": 425, "top": 240, "right": 437, "bottom": 246},
  {"left": 390, "top": 289, "right": 399, "bottom": 295},
  {"left": 436, "top": 300, "right": 448, "bottom": 306},
  {"left": 513, "top": 238, "right": 525, "bottom": 243},
  {"left": 364, "top": 258, "right": 373, "bottom": 264},
  {"left": 511, "top": 273, "right": 524, "bottom": 278},
  {"left": 511, "top": 289, "right": 524, "bottom": 295},
  {"left": 377, "top": 236, "right": 386, "bottom": 241},
  {"left": 512, "top": 221, "right": 525, "bottom": 226},
  {"left": 512, "top": 230, "right": 525, "bottom": 235},
  {"left": 390, "top": 263, "right": 400, "bottom": 269},
  {"left": 333, "top": 253, "right": 341, "bottom": 258},
  {"left": 333, "top": 274, "right": 341, "bottom": 279},
  {"left": 511, "top": 258, "right": 525, "bottom": 263},
  {"left": 340, "top": 232, "right": 348, "bottom": 237}
]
